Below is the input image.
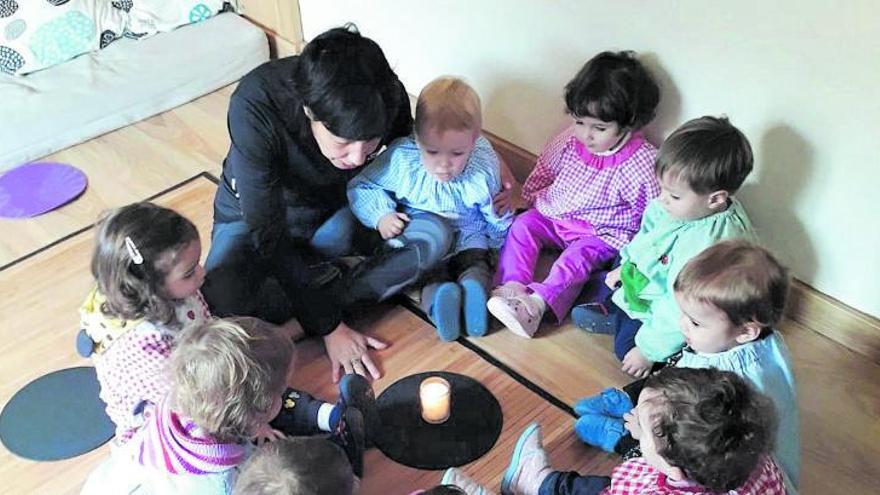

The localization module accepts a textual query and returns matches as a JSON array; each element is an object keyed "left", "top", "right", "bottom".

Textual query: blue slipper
[
  {"left": 573, "top": 387, "right": 633, "bottom": 417},
  {"left": 574, "top": 413, "right": 625, "bottom": 453},
  {"left": 461, "top": 279, "right": 488, "bottom": 337},
  {"left": 571, "top": 303, "right": 618, "bottom": 334},
  {"left": 431, "top": 282, "right": 462, "bottom": 341}
]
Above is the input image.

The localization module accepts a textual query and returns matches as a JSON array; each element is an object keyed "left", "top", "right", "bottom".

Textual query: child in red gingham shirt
[{"left": 442, "top": 367, "right": 785, "bottom": 495}]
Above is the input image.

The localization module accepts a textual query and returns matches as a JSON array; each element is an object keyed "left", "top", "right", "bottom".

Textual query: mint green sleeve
[{"left": 635, "top": 208, "right": 757, "bottom": 361}]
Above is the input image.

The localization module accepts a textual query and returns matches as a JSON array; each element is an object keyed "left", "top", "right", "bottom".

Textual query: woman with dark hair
[{"left": 203, "top": 26, "right": 460, "bottom": 382}]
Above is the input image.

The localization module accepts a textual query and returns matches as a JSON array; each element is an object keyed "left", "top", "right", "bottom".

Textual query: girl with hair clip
[
  {"left": 79, "top": 203, "right": 376, "bottom": 449},
  {"left": 77, "top": 201, "right": 210, "bottom": 444},
  {"left": 487, "top": 51, "right": 661, "bottom": 338}
]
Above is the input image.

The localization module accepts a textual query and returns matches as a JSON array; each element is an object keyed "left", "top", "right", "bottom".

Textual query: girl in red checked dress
[
  {"left": 487, "top": 51, "right": 660, "bottom": 338},
  {"left": 443, "top": 367, "right": 786, "bottom": 495}
]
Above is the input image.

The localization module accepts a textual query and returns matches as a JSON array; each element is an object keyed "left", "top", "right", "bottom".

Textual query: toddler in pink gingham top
[
  {"left": 77, "top": 202, "right": 208, "bottom": 444},
  {"left": 488, "top": 51, "right": 661, "bottom": 338}
]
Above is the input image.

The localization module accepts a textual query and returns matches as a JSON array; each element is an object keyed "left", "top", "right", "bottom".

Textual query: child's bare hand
[
  {"left": 377, "top": 212, "right": 410, "bottom": 239},
  {"left": 623, "top": 409, "right": 641, "bottom": 439},
  {"left": 621, "top": 347, "right": 653, "bottom": 378},
  {"left": 492, "top": 181, "right": 523, "bottom": 215},
  {"left": 252, "top": 423, "right": 285, "bottom": 445},
  {"left": 605, "top": 266, "right": 623, "bottom": 289}
]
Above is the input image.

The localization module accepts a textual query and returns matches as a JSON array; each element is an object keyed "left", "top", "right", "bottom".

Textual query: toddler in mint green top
[
  {"left": 574, "top": 116, "right": 758, "bottom": 378},
  {"left": 614, "top": 196, "right": 757, "bottom": 362}
]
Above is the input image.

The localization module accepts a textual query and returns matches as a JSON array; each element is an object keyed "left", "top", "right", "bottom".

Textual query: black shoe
[
  {"left": 332, "top": 406, "right": 366, "bottom": 478},
  {"left": 338, "top": 374, "right": 380, "bottom": 448}
]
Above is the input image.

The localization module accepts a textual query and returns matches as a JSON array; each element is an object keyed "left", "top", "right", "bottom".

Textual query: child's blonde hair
[
  {"left": 169, "top": 317, "right": 293, "bottom": 442},
  {"left": 233, "top": 437, "right": 354, "bottom": 495},
  {"left": 655, "top": 116, "right": 753, "bottom": 194},
  {"left": 415, "top": 76, "right": 482, "bottom": 138},
  {"left": 674, "top": 240, "right": 789, "bottom": 329},
  {"left": 91, "top": 202, "right": 199, "bottom": 326}
]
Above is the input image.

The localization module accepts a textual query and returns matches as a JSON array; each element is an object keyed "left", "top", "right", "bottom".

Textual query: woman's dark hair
[
  {"left": 644, "top": 367, "right": 777, "bottom": 491},
  {"left": 293, "top": 24, "right": 407, "bottom": 141},
  {"left": 564, "top": 51, "right": 659, "bottom": 129},
  {"left": 91, "top": 202, "right": 198, "bottom": 326}
]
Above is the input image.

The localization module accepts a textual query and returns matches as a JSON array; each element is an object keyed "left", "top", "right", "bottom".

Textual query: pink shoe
[
  {"left": 487, "top": 294, "right": 545, "bottom": 338},
  {"left": 491, "top": 281, "right": 528, "bottom": 299}
]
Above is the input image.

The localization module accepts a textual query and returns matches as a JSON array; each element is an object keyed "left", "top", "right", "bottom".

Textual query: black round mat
[
  {"left": 0, "top": 366, "right": 114, "bottom": 461},
  {"left": 375, "top": 371, "right": 502, "bottom": 469}
]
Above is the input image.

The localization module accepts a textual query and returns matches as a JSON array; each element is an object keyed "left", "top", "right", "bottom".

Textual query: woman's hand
[
  {"left": 377, "top": 212, "right": 410, "bottom": 239},
  {"left": 323, "top": 322, "right": 388, "bottom": 383},
  {"left": 621, "top": 347, "right": 653, "bottom": 378}
]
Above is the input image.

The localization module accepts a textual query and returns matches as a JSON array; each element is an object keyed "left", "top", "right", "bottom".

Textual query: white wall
[{"left": 300, "top": 0, "right": 880, "bottom": 317}]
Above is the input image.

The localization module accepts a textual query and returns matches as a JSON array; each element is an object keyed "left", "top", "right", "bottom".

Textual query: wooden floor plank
[{"left": 0, "top": 85, "right": 233, "bottom": 266}]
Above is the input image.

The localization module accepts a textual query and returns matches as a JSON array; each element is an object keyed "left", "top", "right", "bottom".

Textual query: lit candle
[{"left": 419, "top": 376, "right": 451, "bottom": 424}]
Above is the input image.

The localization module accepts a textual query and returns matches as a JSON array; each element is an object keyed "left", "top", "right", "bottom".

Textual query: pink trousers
[{"left": 496, "top": 209, "right": 617, "bottom": 321}]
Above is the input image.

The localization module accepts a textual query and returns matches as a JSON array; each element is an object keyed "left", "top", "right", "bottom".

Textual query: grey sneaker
[{"left": 501, "top": 423, "right": 552, "bottom": 495}]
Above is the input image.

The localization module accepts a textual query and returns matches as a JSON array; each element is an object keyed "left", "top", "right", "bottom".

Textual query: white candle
[{"left": 419, "top": 376, "right": 451, "bottom": 424}]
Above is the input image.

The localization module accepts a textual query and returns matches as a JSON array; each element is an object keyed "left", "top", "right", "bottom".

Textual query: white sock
[{"left": 317, "top": 403, "right": 335, "bottom": 432}]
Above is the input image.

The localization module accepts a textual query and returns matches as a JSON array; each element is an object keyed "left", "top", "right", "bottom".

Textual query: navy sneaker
[
  {"left": 571, "top": 303, "right": 617, "bottom": 334},
  {"left": 331, "top": 406, "right": 365, "bottom": 478},
  {"left": 338, "top": 374, "right": 380, "bottom": 448}
]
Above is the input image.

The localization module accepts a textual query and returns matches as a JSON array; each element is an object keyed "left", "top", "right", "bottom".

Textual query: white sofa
[{"left": 0, "top": 12, "right": 269, "bottom": 172}]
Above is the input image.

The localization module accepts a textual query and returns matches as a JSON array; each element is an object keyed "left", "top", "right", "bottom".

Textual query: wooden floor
[{"left": 1, "top": 85, "right": 879, "bottom": 494}]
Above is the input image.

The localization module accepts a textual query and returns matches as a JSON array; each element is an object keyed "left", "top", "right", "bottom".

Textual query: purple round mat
[{"left": 0, "top": 162, "right": 88, "bottom": 218}]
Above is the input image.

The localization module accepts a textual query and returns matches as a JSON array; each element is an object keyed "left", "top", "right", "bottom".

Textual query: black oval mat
[
  {"left": 0, "top": 366, "right": 114, "bottom": 461},
  {"left": 375, "top": 371, "right": 502, "bottom": 469}
]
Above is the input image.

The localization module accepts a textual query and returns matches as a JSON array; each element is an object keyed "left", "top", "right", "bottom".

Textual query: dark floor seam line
[
  {"left": 394, "top": 296, "right": 577, "bottom": 419},
  {"left": 1, "top": 172, "right": 212, "bottom": 273}
]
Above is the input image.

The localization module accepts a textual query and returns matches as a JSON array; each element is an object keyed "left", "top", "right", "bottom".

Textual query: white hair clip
[{"left": 124, "top": 236, "right": 144, "bottom": 265}]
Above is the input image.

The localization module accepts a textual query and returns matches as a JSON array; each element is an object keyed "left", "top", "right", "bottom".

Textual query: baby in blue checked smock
[{"left": 348, "top": 76, "right": 512, "bottom": 341}]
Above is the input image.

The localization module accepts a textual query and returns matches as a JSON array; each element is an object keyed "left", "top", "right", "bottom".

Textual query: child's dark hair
[
  {"left": 644, "top": 367, "right": 777, "bottom": 491},
  {"left": 233, "top": 436, "right": 353, "bottom": 495},
  {"left": 91, "top": 202, "right": 198, "bottom": 326},
  {"left": 675, "top": 240, "right": 789, "bottom": 330},
  {"left": 655, "top": 116, "right": 754, "bottom": 194},
  {"left": 564, "top": 51, "right": 659, "bottom": 129},
  {"left": 294, "top": 24, "right": 408, "bottom": 141}
]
